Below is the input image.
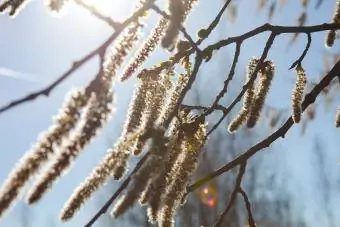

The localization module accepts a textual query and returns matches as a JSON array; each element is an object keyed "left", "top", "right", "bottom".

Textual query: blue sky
[{"left": 0, "top": 0, "right": 339, "bottom": 226}]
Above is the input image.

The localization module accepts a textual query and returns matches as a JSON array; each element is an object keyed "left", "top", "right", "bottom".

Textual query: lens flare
[{"left": 198, "top": 184, "right": 217, "bottom": 207}]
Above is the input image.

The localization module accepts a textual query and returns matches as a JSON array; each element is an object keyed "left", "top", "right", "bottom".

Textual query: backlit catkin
[
  {"left": 228, "top": 58, "right": 259, "bottom": 133},
  {"left": 27, "top": 90, "right": 113, "bottom": 204},
  {"left": 325, "top": 0, "right": 340, "bottom": 47},
  {"left": 292, "top": 65, "right": 307, "bottom": 123},
  {"left": 0, "top": 89, "right": 87, "bottom": 218}
]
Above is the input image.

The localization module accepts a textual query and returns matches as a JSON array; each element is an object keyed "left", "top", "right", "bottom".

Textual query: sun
[{"left": 79, "top": 0, "right": 132, "bottom": 18}]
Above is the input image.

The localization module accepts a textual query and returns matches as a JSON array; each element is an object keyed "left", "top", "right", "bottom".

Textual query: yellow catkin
[
  {"left": 0, "top": 0, "right": 31, "bottom": 17},
  {"left": 121, "top": 18, "right": 169, "bottom": 81},
  {"left": 246, "top": 60, "right": 275, "bottom": 128},
  {"left": 157, "top": 122, "right": 206, "bottom": 227},
  {"left": 292, "top": 65, "right": 307, "bottom": 123},
  {"left": 325, "top": 0, "right": 340, "bottom": 48},
  {"left": 336, "top": 108, "right": 340, "bottom": 128},
  {"left": 27, "top": 90, "right": 113, "bottom": 204},
  {"left": 228, "top": 58, "right": 259, "bottom": 133},
  {"left": 0, "top": 89, "right": 87, "bottom": 218}
]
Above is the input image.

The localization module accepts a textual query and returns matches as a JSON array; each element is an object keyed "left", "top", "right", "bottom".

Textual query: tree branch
[
  {"left": 239, "top": 187, "right": 256, "bottom": 227},
  {"left": 214, "top": 161, "right": 247, "bottom": 227}
]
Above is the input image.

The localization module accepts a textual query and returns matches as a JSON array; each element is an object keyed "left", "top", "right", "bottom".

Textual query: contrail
[{"left": 0, "top": 67, "right": 38, "bottom": 83}]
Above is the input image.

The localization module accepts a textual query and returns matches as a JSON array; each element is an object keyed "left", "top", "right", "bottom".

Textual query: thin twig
[
  {"left": 204, "top": 42, "right": 241, "bottom": 117},
  {"left": 207, "top": 23, "right": 340, "bottom": 52},
  {"left": 239, "top": 187, "right": 256, "bottom": 227},
  {"left": 196, "top": 0, "right": 234, "bottom": 45},
  {"left": 289, "top": 33, "right": 312, "bottom": 69},
  {"left": 214, "top": 162, "right": 247, "bottom": 227}
]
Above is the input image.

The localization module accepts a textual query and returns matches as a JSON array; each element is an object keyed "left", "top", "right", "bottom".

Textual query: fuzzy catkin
[
  {"left": 27, "top": 90, "right": 113, "bottom": 204},
  {"left": 103, "top": 22, "right": 142, "bottom": 83},
  {"left": 228, "top": 58, "right": 259, "bottom": 133},
  {"left": 59, "top": 134, "right": 137, "bottom": 221},
  {"left": 325, "top": 1, "right": 340, "bottom": 47},
  {"left": 157, "top": 72, "right": 189, "bottom": 127},
  {"left": 131, "top": 74, "right": 171, "bottom": 155},
  {"left": 336, "top": 108, "right": 340, "bottom": 127},
  {"left": 0, "top": 89, "right": 88, "bottom": 218},
  {"left": 246, "top": 60, "right": 275, "bottom": 128},
  {"left": 121, "top": 18, "right": 169, "bottom": 81},
  {"left": 292, "top": 65, "right": 307, "bottom": 123},
  {"left": 0, "top": 0, "right": 30, "bottom": 17}
]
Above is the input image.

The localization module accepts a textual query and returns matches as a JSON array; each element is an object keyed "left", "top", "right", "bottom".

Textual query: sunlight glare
[{"left": 82, "top": 0, "right": 117, "bottom": 16}]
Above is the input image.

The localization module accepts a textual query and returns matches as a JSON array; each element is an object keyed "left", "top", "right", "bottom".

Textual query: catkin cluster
[
  {"left": 0, "top": 88, "right": 88, "bottom": 217},
  {"left": 111, "top": 117, "right": 206, "bottom": 227},
  {"left": 228, "top": 58, "right": 275, "bottom": 133},
  {"left": 60, "top": 65, "right": 192, "bottom": 221},
  {"left": 325, "top": 0, "right": 340, "bottom": 47}
]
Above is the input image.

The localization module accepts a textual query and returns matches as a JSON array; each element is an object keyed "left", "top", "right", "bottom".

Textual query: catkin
[
  {"left": 325, "top": 0, "right": 340, "bottom": 47},
  {"left": 27, "top": 90, "right": 113, "bottom": 204},
  {"left": 246, "top": 60, "right": 275, "bottom": 128},
  {"left": 103, "top": 22, "right": 142, "bottom": 83},
  {"left": 228, "top": 58, "right": 259, "bottom": 133},
  {"left": 59, "top": 133, "right": 138, "bottom": 221},
  {"left": 336, "top": 108, "right": 340, "bottom": 128},
  {"left": 0, "top": 89, "right": 87, "bottom": 218},
  {"left": 121, "top": 18, "right": 169, "bottom": 81},
  {"left": 292, "top": 65, "right": 307, "bottom": 123},
  {"left": 131, "top": 73, "right": 171, "bottom": 155},
  {"left": 157, "top": 72, "right": 190, "bottom": 127}
]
